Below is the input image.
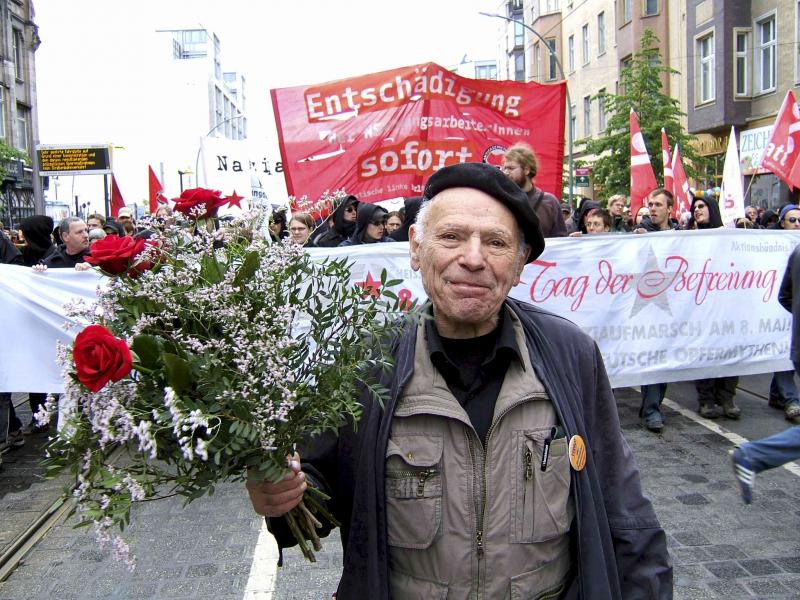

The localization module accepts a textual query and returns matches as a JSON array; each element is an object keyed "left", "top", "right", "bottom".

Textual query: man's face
[
  {"left": 342, "top": 203, "right": 357, "bottom": 223},
  {"left": 386, "top": 215, "right": 402, "bottom": 233},
  {"left": 118, "top": 214, "right": 134, "bottom": 234},
  {"left": 693, "top": 201, "right": 710, "bottom": 225},
  {"left": 62, "top": 221, "right": 89, "bottom": 253},
  {"left": 500, "top": 158, "right": 528, "bottom": 188},
  {"left": 409, "top": 187, "right": 528, "bottom": 338},
  {"left": 648, "top": 193, "right": 671, "bottom": 228},
  {"left": 608, "top": 199, "right": 625, "bottom": 217},
  {"left": 783, "top": 209, "right": 800, "bottom": 230},
  {"left": 745, "top": 206, "right": 758, "bottom": 221},
  {"left": 585, "top": 215, "right": 608, "bottom": 234},
  {"left": 87, "top": 218, "right": 103, "bottom": 231}
]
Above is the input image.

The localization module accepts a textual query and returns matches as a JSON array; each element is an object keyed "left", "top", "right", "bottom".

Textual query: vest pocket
[
  {"left": 509, "top": 553, "right": 570, "bottom": 600},
  {"left": 389, "top": 567, "right": 449, "bottom": 599},
  {"left": 385, "top": 434, "right": 444, "bottom": 549},
  {"left": 514, "top": 430, "right": 572, "bottom": 544}
]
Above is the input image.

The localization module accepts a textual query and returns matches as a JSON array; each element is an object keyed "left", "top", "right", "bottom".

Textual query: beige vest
[{"left": 386, "top": 312, "right": 574, "bottom": 600}]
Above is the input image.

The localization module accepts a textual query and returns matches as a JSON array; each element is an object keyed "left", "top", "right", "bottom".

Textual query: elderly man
[{"left": 247, "top": 163, "right": 671, "bottom": 599}]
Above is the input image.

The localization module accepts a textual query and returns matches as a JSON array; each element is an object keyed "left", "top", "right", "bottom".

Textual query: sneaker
[
  {"left": 721, "top": 399, "right": 741, "bottom": 420},
  {"left": 21, "top": 421, "right": 48, "bottom": 435},
  {"left": 699, "top": 404, "right": 721, "bottom": 419},
  {"left": 768, "top": 397, "right": 784, "bottom": 410},
  {"left": 0, "top": 429, "right": 25, "bottom": 454},
  {"left": 644, "top": 414, "right": 664, "bottom": 433},
  {"left": 785, "top": 401, "right": 800, "bottom": 422},
  {"left": 731, "top": 447, "right": 755, "bottom": 504}
]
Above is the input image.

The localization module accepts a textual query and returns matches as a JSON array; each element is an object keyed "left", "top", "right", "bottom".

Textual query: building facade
[
  {"left": 0, "top": 0, "right": 41, "bottom": 228},
  {"left": 493, "top": 0, "right": 800, "bottom": 209}
]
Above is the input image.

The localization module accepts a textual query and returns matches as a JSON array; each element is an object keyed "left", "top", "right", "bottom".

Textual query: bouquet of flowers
[{"left": 40, "top": 189, "right": 411, "bottom": 565}]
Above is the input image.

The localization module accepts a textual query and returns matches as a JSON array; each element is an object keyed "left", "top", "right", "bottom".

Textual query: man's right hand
[{"left": 246, "top": 452, "right": 307, "bottom": 517}]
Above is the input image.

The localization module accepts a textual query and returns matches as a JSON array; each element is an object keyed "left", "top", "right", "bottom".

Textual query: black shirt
[{"left": 425, "top": 306, "right": 523, "bottom": 446}]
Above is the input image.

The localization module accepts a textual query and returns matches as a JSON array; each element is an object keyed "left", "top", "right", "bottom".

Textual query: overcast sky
[{"left": 34, "top": 0, "right": 502, "bottom": 210}]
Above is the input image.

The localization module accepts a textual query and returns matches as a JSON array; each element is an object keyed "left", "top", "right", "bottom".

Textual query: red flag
[
  {"left": 671, "top": 143, "right": 692, "bottom": 217},
  {"left": 630, "top": 110, "right": 659, "bottom": 219},
  {"left": 761, "top": 90, "right": 800, "bottom": 190},
  {"left": 148, "top": 166, "right": 167, "bottom": 214},
  {"left": 110, "top": 175, "right": 126, "bottom": 218},
  {"left": 661, "top": 129, "right": 673, "bottom": 191}
]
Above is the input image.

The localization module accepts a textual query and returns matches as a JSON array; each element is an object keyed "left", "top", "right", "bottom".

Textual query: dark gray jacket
[
  {"left": 779, "top": 244, "right": 800, "bottom": 365},
  {"left": 271, "top": 298, "right": 672, "bottom": 599}
]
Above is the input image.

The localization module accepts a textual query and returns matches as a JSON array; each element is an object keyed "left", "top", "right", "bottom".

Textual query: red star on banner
[
  {"left": 225, "top": 190, "right": 244, "bottom": 209},
  {"left": 356, "top": 271, "right": 382, "bottom": 298}
]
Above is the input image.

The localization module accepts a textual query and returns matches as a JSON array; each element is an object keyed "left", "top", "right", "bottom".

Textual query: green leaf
[
  {"left": 200, "top": 252, "right": 225, "bottom": 285},
  {"left": 234, "top": 251, "right": 260, "bottom": 287},
  {"left": 131, "top": 335, "right": 162, "bottom": 370},
  {"left": 163, "top": 353, "right": 192, "bottom": 394}
]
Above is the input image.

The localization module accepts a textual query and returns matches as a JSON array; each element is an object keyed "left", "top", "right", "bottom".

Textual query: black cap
[{"left": 423, "top": 162, "right": 545, "bottom": 262}]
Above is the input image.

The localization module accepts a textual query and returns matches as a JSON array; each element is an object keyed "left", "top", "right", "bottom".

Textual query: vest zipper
[{"left": 472, "top": 393, "right": 547, "bottom": 598}]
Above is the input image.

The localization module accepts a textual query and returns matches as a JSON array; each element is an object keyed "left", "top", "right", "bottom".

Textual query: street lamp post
[
  {"left": 178, "top": 169, "right": 194, "bottom": 192},
  {"left": 479, "top": 11, "right": 574, "bottom": 207}
]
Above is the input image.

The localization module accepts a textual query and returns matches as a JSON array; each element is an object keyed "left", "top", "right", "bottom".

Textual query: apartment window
[
  {"left": 534, "top": 43, "right": 541, "bottom": 80},
  {"left": 755, "top": 13, "right": 776, "bottom": 93},
  {"left": 598, "top": 89, "right": 607, "bottom": 132},
  {"left": 622, "top": 0, "right": 632, "bottom": 23},
  {"left": 177, "top": 29, "right": 208, "bottom": 59},
  {"left": 568, "top": 35, "right": 575, "bottom": 72},
  {"left": 475, "top": 64, "right": 497, "bottom": 80},
  {"left": 644, "top": 0, "right": 658, "bottom": 16},
  {"left": 0, "top": 88, "right": 5, "bottom": 138},
  {"left": 514, "top": 51, "right": 526, "bottom": 81},
  {"left": 697, "top": 32, "right": 715, "bottom": 103},
  {"left": 734, "top": 29, "right": 750, "bottom": 97},
  {"left": 597, "top": 12, "right": 606, "bottom": 55},
  {"left": 583, "top": 95, "right": 591, "bottom": 137},
  {"left": 16, "top": 105, "right": 28, "bottom": 152},
  {"left": 12, "top": 29, "right": 24, "bottom": 80},
  {"left": 582, "top": 24, "right": 589, "bottom": 65},
  {"left": 547, "top": 38, "right": 557, "bottom": 80},
  {"left": 514, "top": 20, "right": 525, "bottom": 47},
  {"left": 545, "top": 0, "right": 559, "bottom": 13}
]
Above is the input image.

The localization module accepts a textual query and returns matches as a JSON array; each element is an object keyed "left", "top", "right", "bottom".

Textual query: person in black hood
[
  {"left": 389, "top": 196, "right": 422, "bottom": 242},
  {"left": 314, "top": 195, "right": 359, "bottom": 247},
  {"left": 338, "top": 203, "right": 396, "bottom": 246},
  {"left": 0, "top": 228, "right": 22, "bottom": 265},
  {"left": 686, "top": 195, "right": 723, "bottom": 229},
  {"left": 19, "top": 215, "right": 55, "bottom": 266},
  {"left": 572, "top": 200, "right": 601, "bottom": 234},
  {"left": 103, "top": 219, "right": 125, "bottom": 237}
]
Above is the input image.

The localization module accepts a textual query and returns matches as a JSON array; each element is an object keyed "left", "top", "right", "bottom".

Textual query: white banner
[
  {"left": 198, "top": 137, "right": 288, "bottom": 210},
  {"left": 1, "top": 229, "right": 797, "bottom": 393}
]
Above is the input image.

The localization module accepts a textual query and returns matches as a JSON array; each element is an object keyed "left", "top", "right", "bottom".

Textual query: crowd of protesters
[{"left": 2, "top": 144, "right": 799, "bottom": 463}]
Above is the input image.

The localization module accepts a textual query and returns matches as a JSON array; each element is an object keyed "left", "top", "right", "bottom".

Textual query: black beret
[{"left": 423, "top": 162, "right": 545, "bottom": 262}]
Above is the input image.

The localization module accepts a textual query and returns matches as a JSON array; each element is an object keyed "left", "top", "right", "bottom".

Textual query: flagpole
[
  {"left": 479, "top": 11, "right": 574, "bottom": 207},
  {"left": 103, "top": 174, "right": 110, "bottom": 217}
]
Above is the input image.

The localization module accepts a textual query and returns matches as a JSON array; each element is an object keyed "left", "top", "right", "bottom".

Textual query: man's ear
[
  {"left": 513, "top": 245, "right": 531, "bottom": 286},
  {"left": 408, "top": 225, "right": 421, "bottom": 272}
]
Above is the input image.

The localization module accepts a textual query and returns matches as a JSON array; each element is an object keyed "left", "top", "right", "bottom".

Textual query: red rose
[
  {"left": 85, "top": 235, "right": 154, "bottom": 277},
  {"left": 172, "top": 188, "right": 227, "bottom": 219},
  {"left": 73, "top": 325, "right": 133, "bottom": 392}
]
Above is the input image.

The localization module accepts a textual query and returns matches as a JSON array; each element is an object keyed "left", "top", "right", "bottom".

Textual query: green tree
[
  {"left": 0, "top": 140, "right": 30, "bottom": 216},
  {"left": 581, "top": 29, "right": 706, "bottom": 196}
]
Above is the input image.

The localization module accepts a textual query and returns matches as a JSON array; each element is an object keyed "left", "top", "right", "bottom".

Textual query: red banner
[{"left": 271, "top": 62, "right": 566, "bottom": 204}]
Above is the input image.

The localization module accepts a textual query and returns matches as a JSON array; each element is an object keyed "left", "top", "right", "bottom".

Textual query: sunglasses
[
  {"left": 344, "top": 206, "right": 357, "bottom": 213},
  {"left": 786, "top": 217, "right": 800, "bottom": 224},
  {"left": 369, "top": 219, "right": 385, "bottom": 226}
]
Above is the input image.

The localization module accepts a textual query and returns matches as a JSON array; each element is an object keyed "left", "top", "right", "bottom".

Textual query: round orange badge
[{"left": 568, "top": 435, "right": 587, "bottom": 471}]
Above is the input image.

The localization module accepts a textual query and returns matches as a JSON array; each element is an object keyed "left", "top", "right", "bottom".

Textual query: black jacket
[
  {"left": 638, "top": 216, "right": 681, "bottom": 232},
  {"left": 339, "top": 203, "right": 395, "bottom": 246},
  {"left": 389, "top": 196, "right": 423, "bottom": 242},
  {"left": 315, "top": 196, "right": 358, "bottom": 247},
  {"left": 271, "top": 299, "right": 672, "bottom": 599},
  {"left": 779, "top": 244, "right": 800, "bottom": 365},
  {"left": 41, "top": 244, "right": 90, "bottom": 268},
  {"left": 0, "top": 230, "right": 22, "bottom": 265},
  {"left": 19, "top": 215, "right": 55, "bottom": 266}
]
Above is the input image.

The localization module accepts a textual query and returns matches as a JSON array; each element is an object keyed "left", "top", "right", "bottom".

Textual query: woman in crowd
[
  {"left": 339, "top": 204, "right": 395, "bottom": 246},
  {"left": 269, "top": 208, "right": 289, "bottom": 242},
  {"left": 287, "top": 212, "right": 315, "bottom": 246}
]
